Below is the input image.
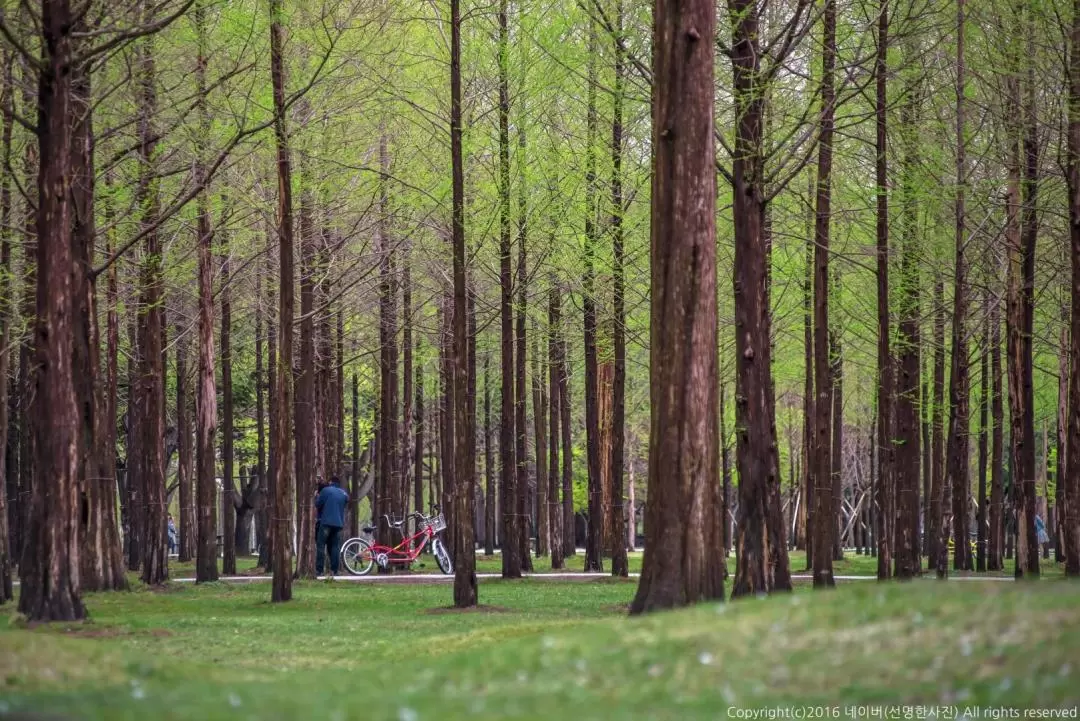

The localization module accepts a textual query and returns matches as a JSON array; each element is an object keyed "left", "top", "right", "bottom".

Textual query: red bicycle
[{"left": 340, "top": 507, "right": 452, "bottom": 576}]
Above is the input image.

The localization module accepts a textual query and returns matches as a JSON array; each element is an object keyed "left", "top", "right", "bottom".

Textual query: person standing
[{"left": 315, "top": 476, "right": 349, "bottom": 577}]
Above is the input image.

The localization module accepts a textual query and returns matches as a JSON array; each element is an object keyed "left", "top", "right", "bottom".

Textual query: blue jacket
[{"left": 315, "top": 483, "right": 349, "bottom": 528}]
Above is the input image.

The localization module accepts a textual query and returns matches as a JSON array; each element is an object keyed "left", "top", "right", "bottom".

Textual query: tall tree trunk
[
  {"left": 893, "top": 70, "right": 921, "bottom": 580},
  {"left": 483, "top": 355, "right": 495, "bottom": 555},
  {"left": 557, "top": 289, "right": 575, "bottom": 558},
  {"left": 402, "top": 255, "right": 414, "bottom": 535},
  {"left": 1064, "top": 0, "right": 1080, "bottom": 577},
  {"left": 497, "top": 0, "right": 520, "bottom": 578},
  {"left": 830, "top": 284, "right": 843, "bottom": 560},
  {"left": 802, "top": 172, "right": 814, "bottom": 562},
  {"left": 269, "top": 0, "right": 296, "bottom": 601},
  {"left": 944, "top": 0, "right": 972, "bottom": 574},
  {"left": 609, "top": 0, "right": 628, "bottom": 577},
  {"left": 194, "top": 0, "right": 218, "bottom": 585},
  {"left": 989, "top": 289, "right": 1004, "bottom": 570},
  {"left": 631, "top": 0, "right": 719, "bottom": 612},
  {"left": 0, "top": 49, "right": 15, "bottom": 602},
  {"left": 548, "top": 285, "right": 564, "bottom": 569},
  {"left": 515, "top": 124, "right": 533, "bottom": 571},
  {"left": 376, "top": 134, "right": 399, "bottom": 566},
  {"left": 450, "top": 0, "right": 477, "bottom": 605},
  {"left": 296, "top": 168, "right": 317, "bottom": 578},
  {"left": 220, "top": 221, "right": 236, "bottom": 570},
  {"left": 416, "top": 345, "right": 426, "bottom": 521},
  {"left": 874, "top": 0, "right": 893, "bottom": 581},
  {"left": 976, "top": 304, "right": 989, "bottom": 572},
  {"left": 582, "top": 16, "right": 603, "bottom": 574},
  {"left": 811, "top": 0, "right": 837, "bottom": 589},
  {"left": 930, "top": 279, "right": 946, "bottom": 568},
  {"left": 134, "top": 9, "right": 167, "bottom": 586},
  {"left": 177, "top": 331, "right": 193, "bottom": 563},
  {"left": 19, "top": 0, "right": 86, "bottom": 620},
  {"left": 532, "top": 331, "right": 548, "bottom": 557},
  {"left": 729, "top": 0, "right": 788, "bottom": 597},
  {"left": 256, "top": 253, "right": 269, "bottom": 569}
]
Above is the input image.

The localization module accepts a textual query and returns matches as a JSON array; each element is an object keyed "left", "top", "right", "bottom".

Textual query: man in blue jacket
[{"left": 315, "top": 476, "right": 349, "bottom": 577}]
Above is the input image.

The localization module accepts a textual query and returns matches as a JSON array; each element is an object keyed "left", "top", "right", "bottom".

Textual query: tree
[
  {"left": 449, "top": 0, "right": 477, "bottom": 607},
  {"left": 0, "top": 45, "right": 13, "bottom": 604},
  {"left": 220, "top": 218, "right": 236, "bottom": 574},
  {"left": 630, "top": 0, "right": 720, "bottom": 613},
  {"left": 270, "top": 0, "right": 296, "bottom": 602},
  {"left": 18, "top": 0, "right": 86, "bottom": 621},
  {"left": 1065, "top": 0, "right": 1080, "bottom": 578}
]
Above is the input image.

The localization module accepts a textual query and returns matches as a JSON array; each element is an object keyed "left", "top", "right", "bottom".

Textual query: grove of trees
[{"left": 0, "top": 0, "right": 1079, "bottom": 618}]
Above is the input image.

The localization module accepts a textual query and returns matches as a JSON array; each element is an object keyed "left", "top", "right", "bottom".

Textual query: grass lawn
[
  {"left": 1, "top": 575, "right": 1078, "bottom": 719},
  {"left": 166, "top": 549, "right": 1064, "bottom": 580}
]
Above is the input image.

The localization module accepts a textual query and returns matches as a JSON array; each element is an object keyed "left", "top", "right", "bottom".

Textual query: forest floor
[{"left": 1, "top": 569, "right": 1077, "bottom": 720}]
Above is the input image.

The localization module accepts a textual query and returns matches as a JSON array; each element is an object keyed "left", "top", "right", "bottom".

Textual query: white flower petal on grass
[
  {"left": 130, "top": 682, "right": 146, "bottom": 700},
  {"left": 228, "top": 692, "right": 242, "bottom": 708},
  {"left": 698, "top": 651, "right": 714, "bottom": 666},
  {"left": 398, "top": 707, "right": 419, "bottom": 721}
]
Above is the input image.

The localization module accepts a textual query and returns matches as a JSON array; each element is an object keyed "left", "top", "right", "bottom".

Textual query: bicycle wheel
[
  {"left": 432, "top": 538, "right": 453, "bottom": 575},
  {"left": 341, "top": 537, "right": 375, "bottom": 576}
]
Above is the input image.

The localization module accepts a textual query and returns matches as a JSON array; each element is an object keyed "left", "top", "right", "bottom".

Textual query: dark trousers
[{"left": 316, "top": 524, "right": 343, "bottom": 575}]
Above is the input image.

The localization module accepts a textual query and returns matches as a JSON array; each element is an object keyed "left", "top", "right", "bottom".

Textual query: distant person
[
  {"left": 167, "top": 515, "right": 178, "bottom": 555},
  {"left": 1035, "top": 514, "right": 1049, "bottom": 546},
  {"left": 315, "top": 476, "right": 349, "bottom": 577}
]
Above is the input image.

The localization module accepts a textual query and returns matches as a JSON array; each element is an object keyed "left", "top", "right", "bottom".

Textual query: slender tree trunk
[
  {"left": 548, "top": 285, "right": 564, "bottom": 569},
  {"left": 177, "top": 332, "right": 193, "bottom": 563},
  {"left": 582, "top": 17, "right": 603, "bottom": 574},
  {"left": 810, "top": 0, "right": 836, "bottom": 589},
  {"left": 402, "top": 256, "right": 414, "bottom": 536},
  {"left": 483, "top": 356, "right": 495, "bottom": 554},
  {"left": 0, "top": 51, "right": 14, "bottom": 602},
  {"left": 497, "top": 0, "right": 520, "bottom": 578},
  {"left": 989, "top": 289, "right": 1004, "bottom": 570},
  {"left": 930, "top": 279, "right": 946, "bottom": 568},
  {"left": 631, "top": 0, "right": 720, "bottom": 611},
  {"left": 450, "top": 0, "right": 477, "bottom": 604},
  {"left": 532, "top": 331, "right": 548, "bottom": 557},
  {"left": 256, "top": 254, "right": 269, "bottom": 568},
  {"left": 416, "top": 347, "right": 426, "bottom": 521},
  {"left": 194, "top": 0, "right": 218, "bottom": 584},
  {"left": 802, "top": 173, "right": 814, "bottom": 562},
  {"left": 558, "top": 290, "right": 575, "bottom": 558},
  {"left": 515, "top": 124, "right": 533, "bottom": 572},
  {"left": 296, "top": 168, "right": 317, "bottom": 578},
  {"left": 977, "top": 306, "right": 989, "bottom": 572},
  {"left": 19, "top": 0, "right": 86, "bottom": 620},
  {"left": 220, "top": 221, "right": 236, "bottom": 570},
  {"left": 874, "top": 0, "right": 893, "bottom": 581},
  {"left": 609, "top": 0, "right": 628, "bottom": 577},
  {"left": 830, "top": 288, "right": 843, "bottom": 561},
  {"left": 270, "top": 0, "right": 296, "bottom": 601},
  {"left": 135, "top": 9, "right": 167, "bottom": 586},
  {"left": 1064, "top": 0, "right": 1080, "bottom": 577}
]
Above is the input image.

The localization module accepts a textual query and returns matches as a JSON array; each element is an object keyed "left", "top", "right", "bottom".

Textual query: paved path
[{"left": 166, "top": 572, "right": 1017, "bottom": 584}]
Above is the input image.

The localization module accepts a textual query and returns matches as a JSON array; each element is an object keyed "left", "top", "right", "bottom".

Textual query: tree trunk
[
  {"left": 416, "top": 345, "right": 426, "bottom": 522},
  {"left": 134, "top": 11, "right": 167, "bottom": 587},
  {"left": 177, "top": 330, "right": 193, "bottom": 563},
  {"left": 1064, "top": 0, "right": 1080, "bottom": 577},
  {"left": 402, "top": 256, "right": 414, "bottom": 535},
  {"left": 548, "top": 284, "right": 564, "bottom": 569},
  {"left": 874, "top": 0, "right": 893, "bottom": 581},
  {"left": 515, "top": 123, "right": 533, "bottom": 572},
  {"left": 929, "top": 279, "right": 946, "bottom": 568},
  {"left": 557, "top": 289, "right": 575, "bottom": 558},
  {"left": 976, "top": 304, "right": 989, "bottom": 572},
  {"left": 632, "top": 0, "right": 720, "bottom": 612},
  {"left": 582, "top": 16, "right": 603, "bottom": 574},
  {"left": 18, "top": 0, "right": 86, "bottom": 620},
  {"left": 728, "top": 0, "right": 788, "bottom": 597},
  {"left": 256, "top": 252, "right": 269, "bottom": 569},
  {"left": 802, "top": 173, "right": 814, "bottom": 562},
  {"left": 532, "top": 331, "right": 548, "bottom": 557},
  {"left": 220, "top": 221, "right": 236, "bottom": 571},
  {"left": 483, "top": 355, "right": 495, "bottom": 555},
  {"left": 497, "top": 0, "right": 520, "bottom": 578},
  {"left": 989, "top": 289, "right": 1004, "bottom": 571},
  {"left": 296, "top": 168, "right": 317, "bottom": 579},
  {"left": 194, "top": 0, "right": 218, "bottom": 585},
  {"left": 449, "top": 0, "right": 477, "bottom": 605},
  {"left": 609, "top": 0, "right": 628, "bottom": 577},
  {"left": 830, "top": 286, "right": 843, "bottom": 560},
  {"left": 0, "top": 50, "right": 14, "bottom": 602},
  {"left": 270, "top": 0, "right": 296, "bottom": 601},
  {"left": 810, "top": 0, "right": 837, "bottom": 589}
]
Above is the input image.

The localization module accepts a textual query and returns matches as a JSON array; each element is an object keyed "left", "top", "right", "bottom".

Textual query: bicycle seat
[{"left": 362, "top": 526, "right": 376, "bottom": 534}]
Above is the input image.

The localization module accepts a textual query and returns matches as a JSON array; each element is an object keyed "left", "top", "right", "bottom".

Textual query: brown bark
[
  {"left": 976, "top": 301, "right": 989, "bottom": 572},
  {"left": 802, "top": 173, "right": 814, "bottom": 561},
  {"left": 0, "top": 49, "right": 14, "bottom": 602},
  {"left": 532, "top": 331, "right": 549, "bottom": 557},
  {"left": 296, "top": 166, "right": 317, "bottom": 578},
  {"left": 582, "top": 16, "right": 603, "bottom": 574},
  {"left": 483, "top": 355, "right": 495, "bottom": 554},
  {"left": 194, "top": 0, "right": 218, "bottom": 585},
  {"left": 256, "top": 252, "right": 269, "bottom": 568},
  {"left": 929, "top": 279, "right": 946, "bottom": 567},
  {"left": 548, "top": 284, "right": 564, "bottom": 569},
  {"left": 515, "top": 123, "right": 533, "bottom": 571},
  {"left": 989, "top": 291, "right": 1004, "bottom": 570},
  {"left": 176, "top": 330, "right": 193, "bottom": 563},
  {"left": 402, "top": 255, "right": 414, "bottom": 529},
  {"left": 631, "top": 0, "right": 720, "bottom": 612},
  {"left": 135, "top": 12, "right": 168, "bottom": 587},
  {"left": 497, "top": 0, "right": 520, "bottom": 578},
  {"left": 1064, "top": 0, "right": 1080, "bottom": 577},
  {"left": 416, "top": 345, "right": 426, "bottom": 522},
  {"left": 450, "top": 0, "right": 477, "bottom": 605},
  {"left": 944, "top": 0, "right": 972, "bottom": 574},
  {"left": 874, "top": 0, "right": 893, "bottom": 581},
  {"left": 18, "top": 0, "right": 86, "bottom": 620},
  {"left": 830, "top": 289, "right": 843, "bottom": 560},
  {"left": 220, "top": 222, "right": 236, "bottom": 571},
  {"left": 811, "top": 0, "right": 836, "bottom": 588},
  {"left": 609, "top": 0, "right": 628, "bottom": 577},
  {"left": 270, "top": 0, "right": 296, "bottom": 601},
  {"left": 557, "top": 290, "right": 575, "bottom": 558}
]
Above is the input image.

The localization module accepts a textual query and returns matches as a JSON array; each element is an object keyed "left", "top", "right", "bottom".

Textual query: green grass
[
  {"left": 164, "top": 548, "right": 1065, "bottom": 580},
  {"left": 2, "top": 575, "right": 1078, "bottom": 719}
]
